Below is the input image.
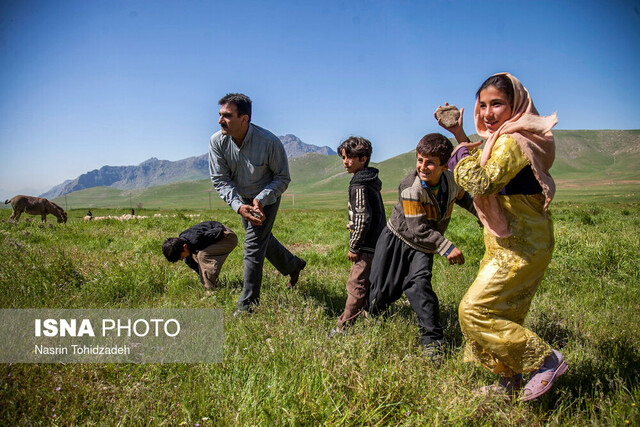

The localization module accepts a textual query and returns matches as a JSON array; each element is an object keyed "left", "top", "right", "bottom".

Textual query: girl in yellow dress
[{"left": 436, "top": 73, "right": 568, "bottom": 401}]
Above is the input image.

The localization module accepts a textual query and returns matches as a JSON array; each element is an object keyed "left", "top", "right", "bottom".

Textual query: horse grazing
[{"left": 4, "top": 195, "right": 68, "bottom": 223}]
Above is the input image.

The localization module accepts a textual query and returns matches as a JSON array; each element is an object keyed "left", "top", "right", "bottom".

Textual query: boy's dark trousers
[{"left": 368, "top": 227, "right": 444, "bottom": 347}]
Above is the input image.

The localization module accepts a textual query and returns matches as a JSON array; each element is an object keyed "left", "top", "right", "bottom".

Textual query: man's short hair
[
  {"left": 218, "top": 93, "right": 252, "bottom": 122},
  {"left": 337, "top": 136, "right": 373, "bottom": 167},
  {"left": 416, "top": 133, "right": 453, "bottom": 165},
  {"left": 162, "top": 237, "right": 186, "bottom": 262}
]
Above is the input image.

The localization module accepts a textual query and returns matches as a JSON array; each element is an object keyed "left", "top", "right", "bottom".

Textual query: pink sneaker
[{"left": 520, "top": 350, "right": 568, "bottom": 402}]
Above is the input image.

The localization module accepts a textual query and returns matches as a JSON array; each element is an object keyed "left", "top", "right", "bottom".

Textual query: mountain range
[
  {"left": 45, "top": 129, "right": 640, "bottom": 210},
  {"left": 41, "top": 134, "right": 336, "bottom": 199}
]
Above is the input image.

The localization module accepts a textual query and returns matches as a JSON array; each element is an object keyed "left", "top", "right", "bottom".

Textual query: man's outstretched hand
[
  {"left": 239, "top": 199, "right": 266, "bottom": 226},
  {"left": 238, "top": 199, "right": 267, "bottom": 225}
]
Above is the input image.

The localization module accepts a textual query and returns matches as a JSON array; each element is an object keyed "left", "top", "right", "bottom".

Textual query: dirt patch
[{"left": 289, "top": 242, "right": 335, "bottom": 255}]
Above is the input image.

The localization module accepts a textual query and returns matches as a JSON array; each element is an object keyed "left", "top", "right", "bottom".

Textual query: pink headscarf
[{"left": 473, "top": 73, "right": 557, "bottom": 237}]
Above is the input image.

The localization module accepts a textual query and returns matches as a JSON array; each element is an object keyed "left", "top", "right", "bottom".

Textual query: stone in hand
[{"left": 435, "top": 105, "right": 460, "bottom": 128}]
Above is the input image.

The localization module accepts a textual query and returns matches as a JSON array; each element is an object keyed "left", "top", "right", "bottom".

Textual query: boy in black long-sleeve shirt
[
  {"left": 162, "top": 221, "right": 238, "bottom": 290},
  {"left": 330, "top": 137, "right": 386, "bottom": 337}
]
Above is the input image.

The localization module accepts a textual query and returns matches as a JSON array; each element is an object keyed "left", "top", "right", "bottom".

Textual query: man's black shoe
[{"left": 287, "top": 259, "right": 306, "bottom": 289}]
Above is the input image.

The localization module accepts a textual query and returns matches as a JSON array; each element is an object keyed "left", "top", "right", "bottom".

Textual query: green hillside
[
  {"left": 52, "top": 130, "right": 640, "bottom": 209},
  {"left": 551, "top": 129, "right": 640, "bottom": 181},
  {"left": 51, "top": 180, "right": 228, "bottom": 211},
  {"left": 374, "top": 151, "right": 419, "bottom": 202},
  {"left": 549, "top": 130, "right": 640, "bottom": 201}
]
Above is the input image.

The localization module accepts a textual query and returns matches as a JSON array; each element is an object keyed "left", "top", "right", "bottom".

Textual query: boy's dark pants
[
  {"left": 368, "top": 227, "right": 444, "bottom": 347},
  {"left": 337, "top": 251, "right": 374, "bottom": 328}
]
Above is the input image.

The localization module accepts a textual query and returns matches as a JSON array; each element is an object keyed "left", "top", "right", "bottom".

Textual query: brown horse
[{"left": 5, "top": 195, "right": 68, "bottom": 223}]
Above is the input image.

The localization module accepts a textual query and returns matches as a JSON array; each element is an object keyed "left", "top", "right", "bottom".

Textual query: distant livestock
[
  {"left": 4, "top": 195, "right": 68, "bottom": 223},
  {"left": 83, "top": 213, "right": 201, "bottom": 221},
  {"left": 85, "top": 214, "right": 147, "bottom": 221}
]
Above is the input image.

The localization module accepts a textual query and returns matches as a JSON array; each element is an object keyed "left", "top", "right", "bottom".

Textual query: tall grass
[{"left": 0, "top": 202, "right": 638, "bottom": 425}]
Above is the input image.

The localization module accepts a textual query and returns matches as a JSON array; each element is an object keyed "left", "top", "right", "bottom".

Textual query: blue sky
[{"left": 1, "top": 0, "right": 639, "bottom": 198}]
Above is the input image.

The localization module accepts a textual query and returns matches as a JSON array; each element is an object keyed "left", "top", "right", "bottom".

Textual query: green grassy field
[{"left": 1, "top": 200, "right": 638, "bottom": 425}]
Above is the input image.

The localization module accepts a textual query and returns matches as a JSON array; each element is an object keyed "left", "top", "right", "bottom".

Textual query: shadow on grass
[
  {"left": 216, "top": 276, "right": 244, "bottom": 291},
  {"left": 563, "top": 335, "right": 640, "bottom": 399},
  {"left": 440, "top": 301, "right": 465, "bottom": 348},
  {"left": 531, "top": 337, "right": 640, "bottom": 415},
  {"left": 532, "top": 310, "right": 575, "bottom": 350},
  {"left": 374, "top": 301, "right": 466, "bottom": 349},
  {"left": 529, "top": 309, "right": 637, "bottom": 393},
  {"left": 301, "top": 279, "right": 346, "bottom": 318},
  {"left": 525, "top": 312, "right": 639, "bottom": 412},
  {"left": 313, "top": 293, "right": 468, "bottom": 350}
]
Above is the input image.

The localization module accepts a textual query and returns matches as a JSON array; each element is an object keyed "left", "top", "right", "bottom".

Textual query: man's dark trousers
[{"left": 237, "top": 197, "right": 302, "bottom": 311}]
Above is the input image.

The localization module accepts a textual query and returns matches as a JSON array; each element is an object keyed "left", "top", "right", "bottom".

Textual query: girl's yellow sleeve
[{"left": 454, "top": 134, "right": 529, "bottom": 196}]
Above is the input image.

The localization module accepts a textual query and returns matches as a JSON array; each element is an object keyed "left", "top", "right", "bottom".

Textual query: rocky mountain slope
[
  {"left": 279, "top": 134, "right": 337, "bottom": 157},
  {"left": 41, "top": 134, "right": 336, "bottom": 199}
]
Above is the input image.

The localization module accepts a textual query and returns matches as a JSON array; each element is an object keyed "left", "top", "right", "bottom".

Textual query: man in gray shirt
[{"left": 209, "top": 93, "right": 306, "bottom": 314}]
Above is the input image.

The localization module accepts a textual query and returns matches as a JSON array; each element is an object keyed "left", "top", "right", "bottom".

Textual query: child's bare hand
[
  {"left": 455, "top": 139, "right": 484, "bottom": 152},
  {"left": 347, "top": 251, "right": 359, "bottom": 262},
  {"left": 434, "top": 103, "right": 464, "bottom": 130},
  {"left": 447, "top": 247, "right": 465, "bottom": 265},
  {"left": 435, "top": 103, "right": 470, "bottom": 143}
]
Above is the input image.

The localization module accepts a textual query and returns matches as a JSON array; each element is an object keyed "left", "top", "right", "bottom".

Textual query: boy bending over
[{"left": 163, "top": 221, "right": 238, "bottom": 290}]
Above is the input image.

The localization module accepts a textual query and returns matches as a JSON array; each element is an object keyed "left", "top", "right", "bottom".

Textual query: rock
[{"left": 435, "top": 105, "right": 460, "bottom": 128}]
